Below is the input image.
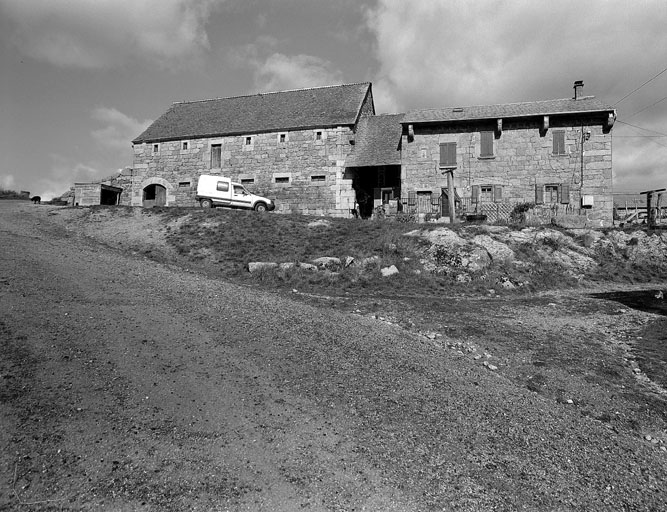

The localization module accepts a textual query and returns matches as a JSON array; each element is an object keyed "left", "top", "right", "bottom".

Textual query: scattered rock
[
  {"left": 312, "top": 256, "right": 341, "bottom": 269},
  {"left": 360, "top": 255, "right": 381, "bottom": 268},
  {"left": 344, "top": 256, "right": 355, "bottom": 267},
  {"left": 381, "top": 265, "right": 399, "bottom": 277},
  {"left": 247, "top": 262, "right": 278, "bottom": 273},
  {"left": 456, "top": 273, "right": 471, "bottom": 283},
  {"left": 307, "top": 219, "right": 331, "bottom": 229}
]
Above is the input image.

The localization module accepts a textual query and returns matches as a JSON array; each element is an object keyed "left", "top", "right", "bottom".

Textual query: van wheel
[
  {"left": 254, "top": 203, "right": 267, "bottom": 212},
  {"left": 200, "top": 199, "right": 213, "bottom": 208}
]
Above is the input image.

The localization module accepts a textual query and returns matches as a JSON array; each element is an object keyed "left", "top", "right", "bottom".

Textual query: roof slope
[
  {"left": 345, "top": 114, "right": 404, "bottom": 167},
  {"left": 403, "top": 96, "right": 614, "bottom": 124},
  {"left": 133, "top": 83, "right": 372, "bottom": 143}
]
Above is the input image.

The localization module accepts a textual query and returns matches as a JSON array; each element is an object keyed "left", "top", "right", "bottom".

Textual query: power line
[
  {"left": 615, "top": 120, "right": 667, "bottom": 137},
  {"left": 612, "top": 65, "right": 667, "bottom": 106},
  {"left": 615, "top": 121, "right": 667, "bottom": 148},
  {"left": 625, "top": 95, "right": 667, "bottom": 120}
]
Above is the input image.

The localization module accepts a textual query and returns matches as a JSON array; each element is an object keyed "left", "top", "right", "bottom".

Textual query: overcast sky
[{"left": 1, "top": 0, "right": 666, "bottom": 199}]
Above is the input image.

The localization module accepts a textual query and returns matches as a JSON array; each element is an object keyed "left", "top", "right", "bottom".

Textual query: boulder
[
  {"left": 307, "top": 219, "right": 331, "bottom": 229},
  {"left": 312, "top": 256, "right": 341, "bottom": 269},
  {"left": 472, "top": 234, "right": 515, "bottom": 262},
  {"left": 248, "top": 262, "right": 278, "bottom": 273},
  {"left": 381, "top": 265, "right": 399, "bottom": 277}
]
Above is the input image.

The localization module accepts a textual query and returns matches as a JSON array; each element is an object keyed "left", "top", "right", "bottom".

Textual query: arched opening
[{"left": 143, "top": 184, "right": 166, "bottom": 208}]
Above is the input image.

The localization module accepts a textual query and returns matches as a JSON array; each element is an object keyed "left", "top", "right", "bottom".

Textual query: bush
[{"left": 509, "top": 202, "right": 535, "bottom": 224}]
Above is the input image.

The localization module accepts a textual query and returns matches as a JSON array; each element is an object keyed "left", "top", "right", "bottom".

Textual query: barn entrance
[
  {"left": 349, "top": 165, "right": 401, "bottom": 218},
  {"left": 143, "top": 184, "right": 166, "bottom": 208}
]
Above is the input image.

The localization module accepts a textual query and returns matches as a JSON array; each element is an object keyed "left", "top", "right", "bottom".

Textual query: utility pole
[{"left": 447, "top": 170, "right": 457, "bottom": 224}]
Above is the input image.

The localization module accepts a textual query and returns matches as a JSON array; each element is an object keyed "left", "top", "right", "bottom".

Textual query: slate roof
[
  {"left": 403, "top": 96, "right": 615, "bottom": 125},
  {"left": 345, "top": 114, "right": 404, "bottom": 167},
  {"left": 133, "top": 83, "right": 373, "bottom": 144}
]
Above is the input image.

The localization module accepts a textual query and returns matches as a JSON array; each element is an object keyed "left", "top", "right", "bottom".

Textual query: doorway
[{"left": 143, "top": 184, "right": 166, "bottom": 208}]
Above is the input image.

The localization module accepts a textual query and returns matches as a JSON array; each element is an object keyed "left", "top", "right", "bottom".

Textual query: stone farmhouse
[{"left": 114, "top": 81, "right": 616, "bottom": 224}]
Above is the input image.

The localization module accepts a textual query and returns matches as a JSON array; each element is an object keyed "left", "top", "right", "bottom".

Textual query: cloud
[
  {"left": 252, "top": 53, "right": 344, "bottom": 92},
  {"left": 364, "top": 0, "right": 667, "bottom": 190},
  {"left": 0, "top": 0, "right": 221, "bottom": 69},
  {"left": 0, "top": 174, "right": 16, "bottom": 190},
  {"left": 36, "top": 155, "right": 102, "bottom": 200},
  {"left": 91, "top": 107, "right": 152, "bottom": 152},
  {"left": 365, "top": 0, "right": 667, "bottom": 112},
  {"left": 228, "top": 37, "right": 343, "bottom": 92}
]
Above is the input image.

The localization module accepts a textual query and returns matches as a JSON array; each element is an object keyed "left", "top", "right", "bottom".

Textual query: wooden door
[{"left": 155, "top": 185, "right": 166, "bottom": 206}]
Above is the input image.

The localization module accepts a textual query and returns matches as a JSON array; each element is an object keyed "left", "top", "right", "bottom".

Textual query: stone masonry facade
[
  {"left": 122, "top": 87, "right": 375, "bottom": 217},
  {"left": 401, "top": 117, "right": 613, "bottom": 224}
]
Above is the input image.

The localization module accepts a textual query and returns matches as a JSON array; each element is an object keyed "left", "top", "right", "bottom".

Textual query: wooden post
[{"left": 447, "top": 170, "right": 456, "bottom": 224}]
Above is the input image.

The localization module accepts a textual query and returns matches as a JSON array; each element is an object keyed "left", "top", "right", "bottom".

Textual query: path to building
[{"left": 1, "top": 201, "right": 666, "bottom": 511}]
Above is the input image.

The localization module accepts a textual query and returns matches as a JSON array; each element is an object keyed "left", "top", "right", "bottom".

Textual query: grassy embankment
[{"left": 151, "top": 206, "right": 667, "bottom": 297}]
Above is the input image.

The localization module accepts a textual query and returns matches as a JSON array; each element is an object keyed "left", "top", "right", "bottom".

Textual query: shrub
[{"left": 509, "top": 202, "right": 536, "bottom": 224}]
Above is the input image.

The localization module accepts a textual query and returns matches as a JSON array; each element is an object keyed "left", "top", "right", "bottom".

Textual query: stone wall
[
  {"left": 401, "top": 117, "right": 613, "bottom": 225},
  {"left": 126, "top": 124, "right": 359, "bottom": 216}
]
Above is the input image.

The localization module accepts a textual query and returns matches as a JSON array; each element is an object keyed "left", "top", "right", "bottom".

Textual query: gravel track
[{"left": 1, "top": 201, "right": 666, "bottom": 511}]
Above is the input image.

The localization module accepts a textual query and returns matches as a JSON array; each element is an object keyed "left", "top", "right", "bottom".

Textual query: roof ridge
[
  {"left": 413, "top": 96, "right": 603, "bottom": 112},
  {"left": 173, "top": 82, "right": 372, "bottom": 105}
]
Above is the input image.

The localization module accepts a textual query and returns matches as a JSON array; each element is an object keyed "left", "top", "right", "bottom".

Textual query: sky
[{"left": 1, "top": 0, "right": 666, "bottom": 199}]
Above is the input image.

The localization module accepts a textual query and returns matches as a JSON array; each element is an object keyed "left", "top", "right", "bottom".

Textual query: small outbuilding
[{"left": 74, "top": 182, "right": 123, "bottom": 206}]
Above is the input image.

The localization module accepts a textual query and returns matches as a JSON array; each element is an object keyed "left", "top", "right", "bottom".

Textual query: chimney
[{"left": 573, "top": 80, "right": 584, "bottom": 100}]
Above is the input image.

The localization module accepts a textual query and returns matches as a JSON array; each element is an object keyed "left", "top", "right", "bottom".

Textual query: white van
[{"left": 195, "top": 175, "right": 275, "bottom": 212}]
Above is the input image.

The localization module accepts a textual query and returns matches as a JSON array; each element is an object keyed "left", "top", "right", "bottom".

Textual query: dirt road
[{"left": 1, "top": 201, "right": 666, "bottom": 511}]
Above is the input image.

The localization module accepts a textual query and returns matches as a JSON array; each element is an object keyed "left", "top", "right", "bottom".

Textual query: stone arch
[{"left": 138, "top": 177, "right": 175, "bottom": 207}]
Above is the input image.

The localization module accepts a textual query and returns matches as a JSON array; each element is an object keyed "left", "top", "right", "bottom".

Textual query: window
[
  {"left": 537, "top": 183, "right": 570, "bottom": 204},
  {"left": 279, "top": 133, "right": 287, "bottom": 143},
  {"left": 311, "top": 175, "right": 326, "bottom": 182},
  {"left": 181, "top": 141, "right": 188, "bottom": 150},
  {"left": 439, "top": 142, "right": 457, "bottom": 167},
  {"left": 152, "top": 143, "right": 159, "bottom": 153},
  {"left": 178, "top": 181, "right": 190, "bottom": 188},
  {"left": 275, "top": 176, "right": 290, "bottom": 184},
  {"left": 553, "top": 131, "right": 566, "bottom": 155},
  {"left": 473, "top": 185, "right": 503, "bottom": 203},
  {"left": 315, "top": 131, "right": 322, "bottom": 141},
  {"left": 480, "top": 186, "right": 493, "bottom": 202},
  {"left": 245, "top": 136, "right": 252, "bottom": 146},
  {"left": 480, "top": 131, "right": 494, "bottom": 157},
  {"left": 545, "top": 184, "right": 559, "bottom": 203},
  {"left": 240, "top": 178, "right": 255, "bottom": 185},
  {"left": 211, "top": 144, "right": 222, "bottom": 168},
  {"left": 216, "top": 181, "right": 229, "bottom": 192}
]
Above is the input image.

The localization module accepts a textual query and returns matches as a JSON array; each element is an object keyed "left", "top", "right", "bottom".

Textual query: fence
[{"left": 398, "top": 194, "right": 587, "bottom": 223}]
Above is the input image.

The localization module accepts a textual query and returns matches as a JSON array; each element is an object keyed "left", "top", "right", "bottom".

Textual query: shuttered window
[
  {"left": 493, "top": 185, "right": 503, "bottom": 203},
  {"left": 439, "top": 142, "right": 457, "bottom": 167},
  {"left": 535, "top": 184, "right": 544, "bottom": 204},
  {"left": 480, "top": 131, "right": 494, "bottom": 157},
  {"left": 560, "top": 183, "right": 570, "bottom": 204},
  {"left": 211, "top": 144, "right": 222, "bottom": 168},
  {"left": 553, "top": 131, "right": 566, "bottom": 155}
]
